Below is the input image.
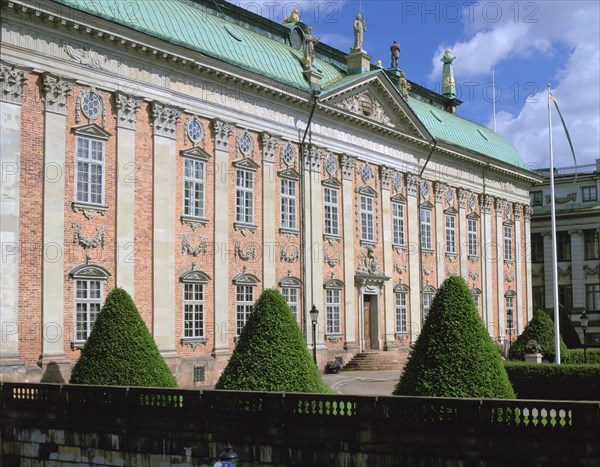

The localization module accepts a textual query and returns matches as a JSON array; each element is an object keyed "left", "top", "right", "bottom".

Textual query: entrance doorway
[{"left": 363, "top": 294, "right": 379, "bottom": 350}]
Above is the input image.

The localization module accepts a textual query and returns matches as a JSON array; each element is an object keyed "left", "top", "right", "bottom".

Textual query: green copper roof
[
  {"left": 407, "top": 96, "right": 525, "bottom": 168},
  {"left": 50, "top": 0, "right": 343, "bottom": 91}
]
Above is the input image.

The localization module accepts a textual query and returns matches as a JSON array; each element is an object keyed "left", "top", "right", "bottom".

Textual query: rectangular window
[
  {"left": 506, "top": 296, "right": 515, "bottom": 331},
  {"left": 468, "top": 218, "right": 478, "bottom": 257},
  {"left": 445, "top": 214, "right": 456, "bottom": 254},
  {"left": 75, "top": 136, "right": 104, "bottom": 205},
  {"left": 531, "top": 191, "right": 543, "bottom": 206},
  {"left": 326, "top": 289, "right": 341, "bottom": 335},
  {"left": 360, "top": 195, "right": 374, "bottom": 242},
  {"left": 556, "top": 231, "right": 571, "bottom": 261},
  {"left": 183, "top": 283, "right": 204, "bottom": 338},
  {"left": 558, "top": 285, "right": 573, "bottom": 314},
  {"left": 183, "top": 158, "right": 205, "bottom": 218},
  {"left": 532, "top": 286, "right": 545, "bottom": 312},
  {"left": 531, "top": 233, "right": 544, "bottom": 263},
  {"left": 582, "top": 186, "right": 598, "bottom": 202},
  {"left": 584, "top": 229, "right": 600, "bottom": 260},
  {"left": 472, "top": 291, "right": 480, "bottom": 311},
  {"left": 323, "top": 187, "right": 339, "bottom": 236},
  {"left": 235, "top": 169, "right": 254, "bottom": 224},
  {"left": 420, "top": 208, "right": 432, "bottom": 250},
  {"left": 395, "top": 292, "right": 407, "bottom": 334},
  {"left": 235, "top": 285, "right": 254, "bottom": 336},
  {"left": 281, "top": 287, "right": 298, "bottom": 320},
  {"left": 280, "top": 179, "right": 297, "bottom": 230},
  {"left": 422, "top": 293, "right": 434, "bottom": 320},
  {"left": 504, "top": 224, "right": 513, "bottom": 261},
  {"left": 392, "top": 202, "right": 405, "bottom": 246},
  {"left": 74, "top": 279, "right": 102, "bottom": 342},
  {"left": 585, "top": 284, "right": 600, "bottom": 311}
]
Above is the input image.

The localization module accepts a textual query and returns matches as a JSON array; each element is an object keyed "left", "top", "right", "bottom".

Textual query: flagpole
[
  {"left": 492, "top": 68, "right": 497, "bottom": 132},
  {"left": 548, "top": 83, "right": 561, "bottom": 364}
]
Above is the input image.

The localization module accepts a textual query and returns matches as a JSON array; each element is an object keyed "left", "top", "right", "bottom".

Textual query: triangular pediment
[
  {"left": 181, "top": 146, "right": 211, "bottom": 161},
  {"left": 322, "top": 177, "right": 342, "bottom": 188},
  {"left": 420, "top": 201, "right": 434, "bottom": 209},
  {"left": 391, "top": 193, "right": 406, "bottom": 203},
  {"left": 445, "top": 207, "right": 458, "bottom": 215},
  {"left": 355, "top": 185, "right": 378, "bottom": 197},
  {"left": 278, "top": 167, "right": 300, "bottom": 179},
  {"left": 72, "top": 123, "right": 111, "bottom": 140},
  {"left": 320, "top": 74, "right": 429, "bottom": 140},
  {"left": 232, "top": 157, "right": 260, "bottom": 171}
]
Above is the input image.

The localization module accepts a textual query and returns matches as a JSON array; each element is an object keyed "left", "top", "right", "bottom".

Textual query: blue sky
[{"left": 235, "top": 0, "right": 599, "bottom": 170}]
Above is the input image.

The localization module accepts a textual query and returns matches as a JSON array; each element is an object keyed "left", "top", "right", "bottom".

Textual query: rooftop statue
[
  {"left": 390, "top": 40, "right": 400, "bottom": 68},
  {"left": 398, "top": 70, "right": 411, "bottom": 99},
  {"left": 283, "top": 8, "right": 300, "bottom": 24},
  {"left": 302, "top": 26, "right": 319, "bottom": 68},
  {"left": 441, "top": 49, "right": 457, "bottom": 98},
  {"left": 352, "top": 14, "right": 366, "bottom": 51}
]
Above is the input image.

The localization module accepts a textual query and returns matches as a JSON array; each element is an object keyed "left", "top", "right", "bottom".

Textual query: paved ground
[{"left": 322, "top": 370, "right": 401, "bottom": 396}]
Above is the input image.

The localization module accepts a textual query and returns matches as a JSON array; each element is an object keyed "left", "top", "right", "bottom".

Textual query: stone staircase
[{"left": 342, "top": 350, "right": 409, "bottom": 371}]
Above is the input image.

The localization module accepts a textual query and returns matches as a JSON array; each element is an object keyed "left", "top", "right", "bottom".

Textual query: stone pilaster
[
  {"left": 0, "top": 62, "right": 28, "bottom": 377},
  {"left": 481, "top": 195, "right": 495, "bottom": 335},
  {"left": 380, "top": 167, "right": 396, "bottom": 349},
  {"left": 514, "top": 204, "right": 523, "bottom": 333},
  {"left": 114, "top": 93, "right": 141, "bottom": 298},
  {"left": 495, "top": 199, "right": 506, "bottom": 339},
  {"left": 435, "top": 182, "right": 446, "bottom": 286},
  {"left": 40, "top": 74, "right": 72, "bottom": 367},
  {"left": 458, "top": 189, "right": 468, "bottom": 278},
  {"left": 524, "top": 206, "right": 533, "bottom": 321},
  {"left": 342, "top": 155, "right": 358, "bottom": 351},
  {"left": 569, "top": 229, "right": 585, "bottom": 310},
  {"left": 212, "top": 119, "right": 234, "bottom": 358},
  {"left": 406, "top": 174, "right": 421, "bottom": 337},
  {"left": 151, "top": 102, "right": 180, "bottom": 355},
  {"left": 261, "top": 132, "right": 277, "bottom": 289}
]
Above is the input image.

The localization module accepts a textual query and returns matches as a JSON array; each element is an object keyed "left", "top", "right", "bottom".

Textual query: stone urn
[{"left": 524, "top": 352, "right": 543, "bottom": 364}]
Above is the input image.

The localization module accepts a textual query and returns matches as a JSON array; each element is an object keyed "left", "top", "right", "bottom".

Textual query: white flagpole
[
  {"left": 492, "top": 68, "right": 497, "bottom": 132},
  {"left": 548, "top": 83, "right": 561, "bottom": 364}
]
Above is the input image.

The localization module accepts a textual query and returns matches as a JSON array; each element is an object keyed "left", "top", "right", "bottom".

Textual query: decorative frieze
[
  {"left": 261, "top": 132, "right": 277, "bottom": 163},
  {"left": 212, "top": 119, "right": 235, "bottom": 151},
  {"left": 0, "top": 62, "right": 29, "bottom": 104},
  {"left": 341, "top": 154, "right": 356, "bottom": 180},
  {"left": 303, "top": 144, "right": 322, "bottom": 172},
  {"left": 72, "top": 223, "right": 105, "bottom": 262},
  {"left": 468, "top": 193, "right": 478, "bottom": 211},
  {"left": 63, "top": 42, "right": 121, "bottom": 72},
  {"left": 72, "top": 203, "right": 107, "bottom": 219},
  {"left": 482, "top": 195, "right": 495, "bottom": 214},
  {"left": 459, "top": 189, "right": 469, "bottom": 209},
  {"left": 546, "top": 193, "right": 576, "bottom": 204},
  {"left": 280, "top": 244, "right": 300, "bottom": 263},
  {"left": 583, "top": 264, "right": 599, "bottom": 279},
  {"left": 394, "top": 259, "right": 407, "bottom": 274},
  {"left": 335, "top": 91, "right": 395, "bottom": 128},
  {"left": 181, "top": 234, "right": 207, "bottom": 257},
  {"left": 380, "top": 167, "right": 394, "bottom": 191},
  {"left": 557, "top": 266, "right": 572, "bottom": 279},
  {"left": 151, "top": 102, "right": 181, "bottom": 139},
  {"left": 406, "top": 174, "right": 419, "bottom": 197},
  {"left": 235, "top": 240, "right": 257, "bottom": 261},
  {"left": 114, "top": 92, "right": 142, "bottom": 130},
  {"left": 514, "top": 203, "right": 523, "bottom": 220},
  {"left": 357, "top": 246, "right": 383, "bottom": 275},
  {"left": 434, "top": 182, "right": 446, "bottom": 204},
  {"left": 43, "top": 74, "right": 73, "bottom": 114}
]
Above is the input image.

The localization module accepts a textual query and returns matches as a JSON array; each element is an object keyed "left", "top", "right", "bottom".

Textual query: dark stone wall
[{"left": 1, "top": 382, "right": 599, "bottom": 466}]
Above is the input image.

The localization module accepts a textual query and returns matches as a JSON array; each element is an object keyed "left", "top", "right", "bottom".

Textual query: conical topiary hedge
[
  {"left": 70, "top": 288, "right": 177, "bottom": 387},
  {"left": 394, "top": 276, "right": 515, "bottom": 399},
  {"left": 216, "top": 288, "right": 331, "bottom": 393},
  {"left": 508, "top": 309, "right": 568, "bottom": 362}
]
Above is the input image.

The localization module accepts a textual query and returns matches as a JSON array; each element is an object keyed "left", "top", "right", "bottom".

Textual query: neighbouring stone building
[
  {"left": 529, "top": 160, "right": 600, "bottom": 346},
  {"left": 0, "top": 0, "right": 540, "bottom": 385}
]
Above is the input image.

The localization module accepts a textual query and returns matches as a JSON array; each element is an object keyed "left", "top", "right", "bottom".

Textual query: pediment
[
  {"left": 322, "top": 177, "right": 341, "bottom": 188},
  {"left": 72, "top": 123, "right": 111, "bottom": 140},
  {"left": 391, "top": 193, "right": 406, "bottom": 203},
  {"left": 445, "top": 207, "right": 458, "bottom": 215},
  {"left": 68, "top": 263, "right": 110, "bottom": 279},
  {"left": 420, "top": 201, "right": 434, "bottom": 209},
  {"left": 279, "top": 276, "right": 302, "bottom": 287},
  {"left": 320, "top": 74, "right": 429, "bottom": 140},
  {"left": 232, "top": 157, "right": 260, "bottom": 171},
  {"left": 179, "top": 269, "right": 211, "bottom": 283},
  {"left": 278, "top": 167, "right": 300, "bottom": 179},
  {"left": 355, "top": 185, "right": 378, "bottom": 197},
  {"left": 181, "top": 146, "right": 211, "bottom": 161}
]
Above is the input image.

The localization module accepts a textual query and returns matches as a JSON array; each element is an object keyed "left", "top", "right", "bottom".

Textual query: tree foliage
[
  {"left": 216, "top": 288, "right": 331, "bottom": 393},
  {"left": 544, "top": 306, "right": 582, "bottom": 349},
  {"left": 394, "top": 276, "right": 515, "bottom": 399},
  {"left": 508, "top": 310, "right": 568, "bottom": 362},
  {"left": 70, "top": 288, "right": 177, "bottom": 387}
]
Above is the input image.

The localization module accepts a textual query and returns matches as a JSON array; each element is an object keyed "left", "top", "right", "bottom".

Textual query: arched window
[
  {"left": 279, "top": 275, "right": 302, "bottom": 321},
  {"left": 233, "top": 272, "right": 260, "bottom": 336},
  {"left": 180, "top": 269, "right": 211, "bottom": 346}
]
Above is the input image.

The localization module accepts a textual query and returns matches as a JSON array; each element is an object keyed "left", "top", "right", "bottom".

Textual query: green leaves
[
  {"left": 508, "top": 310, "right": 568, "bottom": 362},
  {"left": 216, "top": 288, "right": 331, "bottom": 393},
  {"left": 70, "top": 288, "right": 177, "bottom": 388},
  {"left": 394, "top": 276, "right": 515, "bottom": 399}
]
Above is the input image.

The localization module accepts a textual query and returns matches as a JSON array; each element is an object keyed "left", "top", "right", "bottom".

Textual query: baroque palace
[{"left": 0, "top": 0, "right": 540, "bottom": 385}]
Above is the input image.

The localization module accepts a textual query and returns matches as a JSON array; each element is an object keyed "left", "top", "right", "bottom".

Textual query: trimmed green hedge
[
  {"left": 216, "top": 288, "right": 331, "bottom": 393},
  {"left": 505, "top": 361, "right": 600, "bottom": 400},
  {"left": 508, "top": 310, "right": 568, "bottom": 362},
  {"left": 394, "top": 276, "right": 515, "bottom": 399},
  {"left": 564, "top": 348, "right": 600, "bottom": 365},
  {"left": 70, "top": 288, "right": 177, "bottom": 387}
]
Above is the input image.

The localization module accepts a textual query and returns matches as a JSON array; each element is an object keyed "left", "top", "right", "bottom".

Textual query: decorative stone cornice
[
  {"left": 341, "top": 154, "right": 357, "bottom": 180},
  {"left": 212, "top": 119, "right": 235, "bottom": 151},
  {"left": 151, "top": 102, "right": 181, "bottom": 139},
  {"left": 0, "top": 62, "right": 29, "bottom": 104},
  {"left": 303, "top": 144, "right": 322, "bottom": 173},
  {"left": 380, "top": 167, "right": 394, "bottom": 191},
  {"left": 482, "top": 195, "right": 495, "bottom": 214},
  {"left": 114, "top": 92, "right": 142, "bottom": 130},
  {"left": 435, "top": 182, "right": 447, "bottom": 204},
  {"left": 459, "top": 189, "right": 469, "bottom": 209},
  {"left": 407, "top": 174, "right": 420, "bottom": 197},
  {"left": 42, "top": 74, "right": 73, "bottom": 115},
  {"left": 524, "top": 205, "right": 533, "bottom": 222},
  {"left": 261, "top": 132, "right": 277, "bottom": 164}
]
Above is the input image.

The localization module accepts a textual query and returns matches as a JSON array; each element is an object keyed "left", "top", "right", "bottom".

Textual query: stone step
[{"left": 342, "top": 351, "right": 408, "bottom": 372}]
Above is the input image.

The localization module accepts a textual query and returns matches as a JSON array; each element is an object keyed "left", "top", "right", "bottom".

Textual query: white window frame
[
  {"left": 422, "top": 292, "right": 434, "bottom": 320},
  {"left": 235, "top": 285, "right": 254, "bottom": 336},
  {"left": 183, "top": 157, "right": 205, "bottom": 219},
  {"left": 183, "top": 282, "right": 204, "bottom": 339},
  {"left": 392, "top": 202, "right": 405, "bottom": 246},
  {"left": 582, "top": 186, "right": 598, "bottom": 202},
  {"left": 323, "top": 187, "right": 339, "bottom": 236},
  {"left": 504, "top": 224, "right": 513, "bottom": 261},
  {"left": 280, "top": 178, "right": 297, "bottom": 230},
  {"left": 74, "top": 279, "right": 103, "bottom": 343},
  {"left": 445, "top": 213, "right": 456, "bottom": 254},
  {"left": 468, "top": 218, "right": 478, "bottom": 257},
  {"left": 326, "top": 288, "right": 341, "bottom": 335},
  {"left": 395, "top": 291, "right": 408, "bottom": 334},
  {"left": 360, "top": 195, "right": 374, "bottom": 242},
  {"left": 75, "top": 135, "right": 105, "bottom": 205},
  {"left": 281, "top": 287, "right": 299, "bottom": 320},
  {"left": 420, "top": 208, "right": 432, "bottom": 250},
  {"left": 235, "top": 168, "right": 254, "bottom": 225},
  {"left": 505, "top": 294, "right": 515, "bottom": 333},
  {"left": 472, "top": 289, "right": 481, "bottom": 312},
  {"left": 586, "top": 284, "right": 600, "bottom": 311}
]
